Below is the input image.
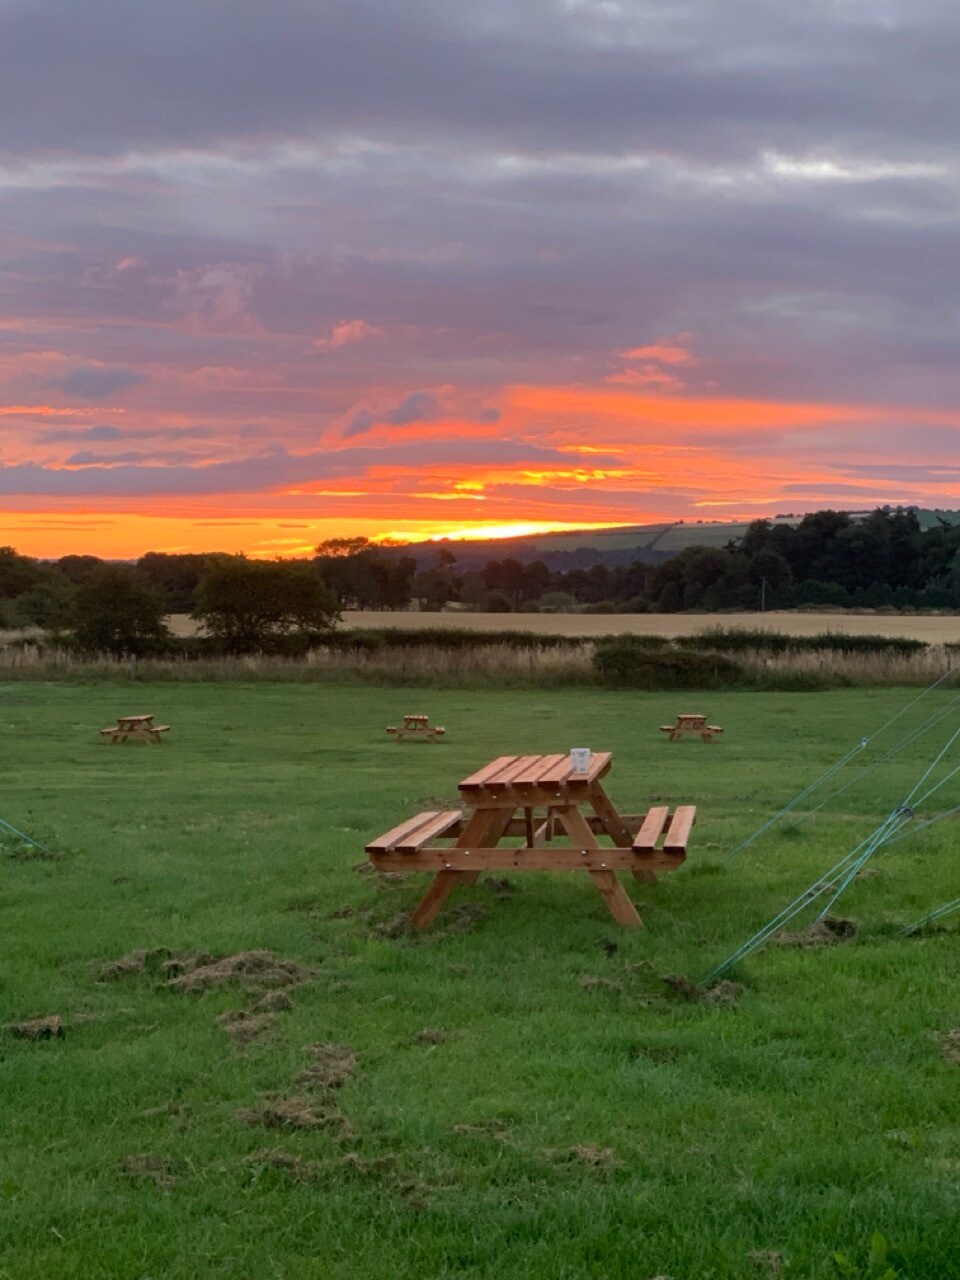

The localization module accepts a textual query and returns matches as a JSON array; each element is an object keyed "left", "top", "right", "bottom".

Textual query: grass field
[{"left": 2, "top": 683, "right": 959, "bottom": 1279}]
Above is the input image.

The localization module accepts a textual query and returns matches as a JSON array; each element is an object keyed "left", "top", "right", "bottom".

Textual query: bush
[
  {"left": 674, "top": 627, "right": 928, "bottom": 657},
  {"left": 593, "top": 635, "right": 741, "bottom": 688}
]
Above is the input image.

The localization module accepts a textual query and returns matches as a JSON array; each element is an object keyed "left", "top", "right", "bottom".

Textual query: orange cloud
[
  {"left": 313, "top": 319, "right": 383, "bottom": 350},
  {"left": 619, "top": 341, "right": 696, "bottom": 365}
]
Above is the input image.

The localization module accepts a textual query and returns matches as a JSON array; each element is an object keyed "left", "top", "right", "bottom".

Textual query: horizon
[{"left": 3, "top": 2, "right": 960, "bottom": 559}]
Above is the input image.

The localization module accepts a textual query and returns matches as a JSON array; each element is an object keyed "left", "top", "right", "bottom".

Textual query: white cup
[{"left": 570, "top": 747, "right": 591, "bottom": 774}]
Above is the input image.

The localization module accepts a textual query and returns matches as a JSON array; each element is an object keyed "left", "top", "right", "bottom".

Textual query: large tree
[
  {"left": 193, "top": 557, "right": 340, "bottom": 651},
  {"left": 72, "top": 567, "right": 170, "bottom": 656}
]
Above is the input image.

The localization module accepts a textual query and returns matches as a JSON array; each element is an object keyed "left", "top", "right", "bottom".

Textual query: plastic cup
[{"left": 570, "top": 748, "right": 591, "bottom": 773}]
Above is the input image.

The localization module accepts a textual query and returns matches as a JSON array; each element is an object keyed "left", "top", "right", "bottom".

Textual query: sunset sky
[{"left": 2, "top": 0, "right": 959, "bottom": 558}]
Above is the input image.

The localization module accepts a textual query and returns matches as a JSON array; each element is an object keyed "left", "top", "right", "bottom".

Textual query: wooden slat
[
  {"left": 484, "top": 756, "right": 543, "bottom": 788},
  {"left": 365, "top": 810, "right": 439, "bottom": 854},
  {"left": 538, "top": 756, "right": 575, "bottom": 785},
  {"left": 512, "top": 753, "right": 566, "bottom": 786},
  {"left": 395, "top": 810, "right": 462, "bottom": 853},
  {"left": 632, "top": 806, "right": 670, "bottom": 853},
  {"left": 459, "top": 756, "right": 518, "bottom": 789},
  {"left": 580, "top": 751, "right": 612, "bottom": 783},
  {"left": 369, "top": 846, "right": 686, "bottom": 871},
  {"left": 663, "top": 805, "right": 696, "bottom": 853}
]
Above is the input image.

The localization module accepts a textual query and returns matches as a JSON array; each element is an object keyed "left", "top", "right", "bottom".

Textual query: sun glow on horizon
[{"left": 374, "top": 519, "right": 626, "bottom": 545}]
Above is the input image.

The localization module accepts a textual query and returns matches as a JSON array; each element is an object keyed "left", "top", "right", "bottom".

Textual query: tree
[
  {"left": 135, "top": 552, "right": 208, "bottom": 612},
  {"left": 72, "top": 567, "right": 170, "bottom": 656},
  {"left": 0, "top": 546, "right": 42, "bottom": 600},
  {"left": 193, "top": 557, "right": 340, "bottom": 651}
]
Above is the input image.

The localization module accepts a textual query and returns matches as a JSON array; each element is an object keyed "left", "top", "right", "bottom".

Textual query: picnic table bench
[
  {"left": 100, "top": 714, "right": 170, "bottom": 745},
  {"left": 660, "top": 713, "right": 723, "bottom": 743},
  {"left": 386, "top": 714, "right": 446, "bottom": 743},
  {"left": 366, "top": 752, "right": 696, "bottom": 930}
]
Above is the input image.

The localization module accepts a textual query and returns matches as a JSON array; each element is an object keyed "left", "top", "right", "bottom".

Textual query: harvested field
[{"left": 335, "top": 609, "right": 960, "bottom": 642}]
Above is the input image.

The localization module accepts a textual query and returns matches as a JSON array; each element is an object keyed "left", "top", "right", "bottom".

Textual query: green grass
[{"left": 1, "top": 683, "right": 959, "bottom": 1279}]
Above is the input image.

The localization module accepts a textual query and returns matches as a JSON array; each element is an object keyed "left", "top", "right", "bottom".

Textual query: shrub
[{"left": 593, "top": 635, "right": 741, "bottom": 688}]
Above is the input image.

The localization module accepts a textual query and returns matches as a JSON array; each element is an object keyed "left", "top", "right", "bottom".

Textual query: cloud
[
  {"left": 619, "top": 342, "right": 696, "bottom": 366},
  {"left": 38, "top": 424, "right": 123, "bottom": 443},
  {"left": 313, "top": 319, "right": 383, "bottom": 349},
  {"left": 343, "top": 389, "right": 441, "bottom": 437},
  {"left": 50, "top": 366, "right": 147, "bottom": 400},
  {"left": 387, "top": 390, "right": 439, "bottom": 425}
]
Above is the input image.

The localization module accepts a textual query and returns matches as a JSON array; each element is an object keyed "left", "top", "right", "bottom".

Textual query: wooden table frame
[
  {"left": 100, "top": 714, "right": 169, "bottom": 745},
  {"left": 366, "top": 752, "right": 695, "bottom": 929}
]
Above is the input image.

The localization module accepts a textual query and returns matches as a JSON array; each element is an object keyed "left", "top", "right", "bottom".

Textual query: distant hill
[{"left": 396, "top": 508, "right": 960, "bottom": 570}]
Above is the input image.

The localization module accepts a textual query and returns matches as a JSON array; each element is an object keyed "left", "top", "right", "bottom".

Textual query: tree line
[{"left": 1, "top": 507, "right": 958, "bottom": 654}]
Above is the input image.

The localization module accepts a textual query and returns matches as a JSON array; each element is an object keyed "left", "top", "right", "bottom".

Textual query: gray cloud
[
  {"left": 38, "top": 424, "right": 123, "bottom": 443},
  {"left": 51, "top": 365, "right": 147, "bottom": 400},
  {"left": 0, "top": 438, "right": 620, "bottom": 496}
]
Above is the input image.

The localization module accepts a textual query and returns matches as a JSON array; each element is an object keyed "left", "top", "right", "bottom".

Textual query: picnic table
[
  {"left": 660, "top": 713, "right": 723, "bottom": 743},
  {"left": 100, "top": 714, "right": 170, "bottom": 745},
  {"left": 366, "top": 752, "right": 696, "bottom": 930},
  {"left": 386, "top": 714, "right": 446, "bottom": 743}
]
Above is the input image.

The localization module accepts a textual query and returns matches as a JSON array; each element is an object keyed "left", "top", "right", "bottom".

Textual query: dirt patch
[
  {"left": 774, "top": 916, "right": 857, "bottom": 949},
  {"left": 97, "top": 947, "right": 213, "bottom": 982},
  {"left": 564, "top": 1144, "right": 623, "bottom": 1170},
  {"left": 236, "top": 1095, "right": 354, "bottom": 1136},
  {"left": 438, "top": 903, "right": 487, "bottom": 933},
  {"left": 296, "top": 1042, "right": 358, "bottom": 1091},
  {"left": 98, "top": 948, "right": 168, "bottom": 981},
  {"left": 662, "top": 974, "right": 744, "bottom": 1004},
  {"left": 351, "top": 860, "right": 375, "bottom": 875},
  {"left": 413, "top": 1027, "right": 448, "bottom": 1045},
  {"left": 938, "top": 1029, "right": 960, "bottom": 1065},
  {"left": 167, "top": 950, "right": 309, "bottom": 993},
  {"left": 594, "top": 937, "right": 619, "bottom": 955},
  {"left": 484, "top": 877, "right": 515, "bottom": 897},
  {"left": 217, "top": 1010, "right": 277, "bottom": 1046},
  {"left": 245, "top": 1149, "right": 320, "bottom": 1182},
  {"left": 327, "top": 904, "right": 357, "bottom": 919},
  {"left": 371, "top": 913, "right": 410, "bottom": 940},
  {"left": 855, "top": 867, "right": 884, "bottom": 881},
  {"left": 747, "top": 1250, "right": 784, "bottom": 1277},
  {"left": 8, "top": 1014, "right": 63, "bottom": 1040},
  {"left": 119, "top": 1154, "right": 180, "bottom": 1187},
  {"left": 453, "top": 1121, "right": 512, "bottom": 1144},
  {"left": 578, "top": 974, "right": 622, "bottom": 992},
  {"left": 257, "top": 989, "right": 294, "bottom": 1013}
]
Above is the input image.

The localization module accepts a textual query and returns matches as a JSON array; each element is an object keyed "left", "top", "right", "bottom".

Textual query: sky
[{"left": 2, "top": 0, "right": 960, "bottom": 558}]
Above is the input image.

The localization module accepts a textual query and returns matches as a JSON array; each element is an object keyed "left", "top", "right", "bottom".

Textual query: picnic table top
[
  {"left": 459, "top": 751, "right": 612, "bottom": 798},
  {"left": 116, "top": 714, "right": 155, "bottom": 724}
]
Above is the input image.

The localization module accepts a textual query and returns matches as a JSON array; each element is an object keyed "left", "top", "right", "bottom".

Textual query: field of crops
[
  {"left": 2, "top": 682, "right": 959, "bottom": 1277},
  {"left": 162, "top": 610, "right": 960, "bottom": 643}
]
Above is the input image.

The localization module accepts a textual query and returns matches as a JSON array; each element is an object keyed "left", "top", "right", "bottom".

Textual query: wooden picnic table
[
  {"left": 366, "top": 752, "right": 695, "bottom": 930},
  {"left": 386, "top": 714, "right": 446, "bottom": 743},
  {"left": 660, "top": 713, "right": 723, "bottom": 743},
  {"left": 100, "top": 714, "right": 170, "bottom": 745}
]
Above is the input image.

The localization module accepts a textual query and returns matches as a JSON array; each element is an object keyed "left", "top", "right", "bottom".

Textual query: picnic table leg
[
  {"left": 410, "top": 807, "right": 514, "bottom": 925},
  {"left": 588, "top": 782, "right": 633, "bottom": 847},
  {"left": 554, "top": 805, "right": 642, "bottom": 928},
  {"left": 588, "top": 783, "right": 656, "bottom": 886}
]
